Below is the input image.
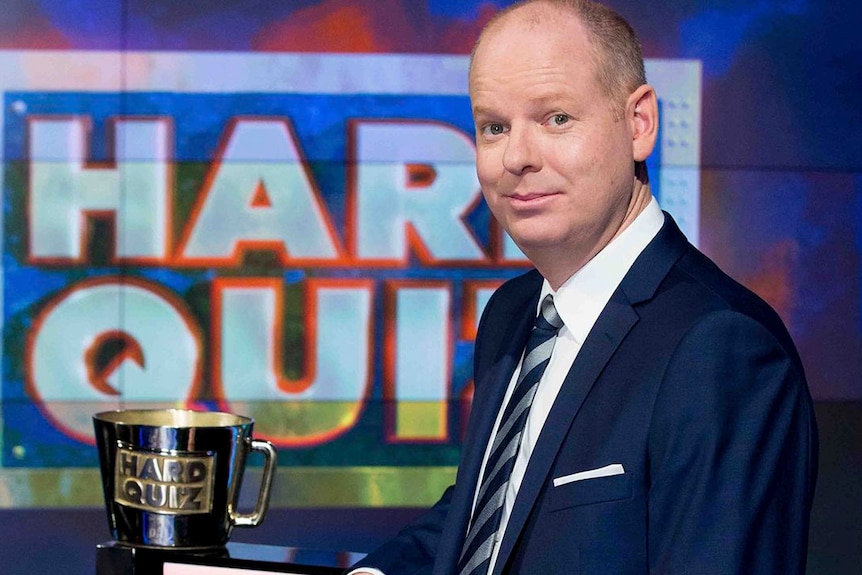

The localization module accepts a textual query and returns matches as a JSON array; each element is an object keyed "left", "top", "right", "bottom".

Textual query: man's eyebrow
[
  {"left": 471, "top": 106, "right": 500, "bottom": 119},
  {"left": 472, "top": 93, "right": 572, "bottom": 118}
]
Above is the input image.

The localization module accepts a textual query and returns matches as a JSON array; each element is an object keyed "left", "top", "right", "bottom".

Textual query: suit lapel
[
  {"left": 491, "top": 213, "right": 690, "bottom": 574},
  {"left": 491, "top": 295, "right": 639, "bottom": 575},
  {"left": 433, "top": 282, "right": 540, "bottom": 575}
]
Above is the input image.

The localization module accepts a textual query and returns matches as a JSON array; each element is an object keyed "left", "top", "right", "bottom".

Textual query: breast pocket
[{"left": 548, "top": 472, "right": 633, "bottom": 512}]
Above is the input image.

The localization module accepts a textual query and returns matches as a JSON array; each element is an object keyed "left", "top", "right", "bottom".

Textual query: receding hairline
[{"left": 468, "top": 0, "right": 647, "bottom": 111}]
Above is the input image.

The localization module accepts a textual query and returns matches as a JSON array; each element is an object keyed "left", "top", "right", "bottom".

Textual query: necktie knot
[{"left": 535, "top": 293, "right": 564, "bottom": 333}]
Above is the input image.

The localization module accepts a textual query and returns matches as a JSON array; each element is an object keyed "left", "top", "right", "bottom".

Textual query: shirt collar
[{"left": 538, "top": 197, "right": 664, "bottom": 343}]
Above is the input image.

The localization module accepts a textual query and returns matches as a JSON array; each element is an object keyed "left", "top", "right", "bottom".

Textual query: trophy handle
[{"left": 232, "top": 439, "right": 278, "bottom": 527}]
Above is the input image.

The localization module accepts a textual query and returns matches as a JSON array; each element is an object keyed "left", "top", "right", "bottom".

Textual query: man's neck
[{"left": 534, "top": 184, "right": 654, "bottom": 290}]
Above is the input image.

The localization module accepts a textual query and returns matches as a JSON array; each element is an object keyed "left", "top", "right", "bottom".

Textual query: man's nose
[{"left": 502, "top": 124, "right": 541, "bottom": 175}]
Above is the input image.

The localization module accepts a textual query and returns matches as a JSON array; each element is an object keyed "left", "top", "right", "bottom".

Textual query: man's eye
[
  {"left": 483, "top": 123, "right": 505, "bottom": 136},
  {"left": 551, "top": 114, "right": 570, "bottom": 126}
]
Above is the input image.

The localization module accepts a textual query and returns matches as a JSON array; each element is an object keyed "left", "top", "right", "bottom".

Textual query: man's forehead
[
  {"left": 470, "top": 6, "right": 595, "bottom": 92},
  {"left": 472, "top": 4, "right": 589, "bottom": 68},
  {"left": 470, "top": 3, "right": 576, "bottom": 85}
]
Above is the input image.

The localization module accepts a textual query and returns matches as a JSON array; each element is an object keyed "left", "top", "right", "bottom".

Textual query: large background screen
[{"left": 0, "top": 1, "right": 859, "bottom": 574}]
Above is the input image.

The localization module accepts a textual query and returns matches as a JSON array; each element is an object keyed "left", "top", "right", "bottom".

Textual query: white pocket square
[{"left": 553, "top": 463, "right": 625, "bottom": 487}]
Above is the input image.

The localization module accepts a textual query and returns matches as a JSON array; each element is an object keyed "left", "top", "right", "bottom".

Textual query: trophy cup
[{"left": 93, "top": 408, "right": 277, "bottom": 550}]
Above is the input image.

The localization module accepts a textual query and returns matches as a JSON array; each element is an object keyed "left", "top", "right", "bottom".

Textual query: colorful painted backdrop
[{"left": 0, "top": 1, "right": 859, "bottom": 574}]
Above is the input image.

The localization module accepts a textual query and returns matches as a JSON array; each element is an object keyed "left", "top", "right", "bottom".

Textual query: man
[{"left": 351, "top": 0, "right": 818, "bottom": 573}]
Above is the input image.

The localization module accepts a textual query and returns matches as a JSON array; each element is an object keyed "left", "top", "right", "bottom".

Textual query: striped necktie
[{"left": 457, "top": 294, "right": 564, "bottom": 575}]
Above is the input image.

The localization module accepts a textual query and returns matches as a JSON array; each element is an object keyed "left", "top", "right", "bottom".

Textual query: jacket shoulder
[
  {"left": 472, "top": 269, "right": 541, "bottom": 378},
  {"left": 662, "top": 246, "right": 802, "bottom": 369},
  {"left": 480, "top": 269, "right": 542, "bottom": 329}
]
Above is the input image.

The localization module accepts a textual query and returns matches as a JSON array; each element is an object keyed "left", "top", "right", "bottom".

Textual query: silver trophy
[{"left": 93, "top": 408, "right": 277, "bottom": 549}]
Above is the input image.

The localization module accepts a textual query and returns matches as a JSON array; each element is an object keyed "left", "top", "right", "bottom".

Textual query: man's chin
[{"left": 507, "top": 235, "right": 563, "bottom": 259}]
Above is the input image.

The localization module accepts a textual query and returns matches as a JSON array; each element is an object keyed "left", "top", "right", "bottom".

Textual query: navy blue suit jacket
[{"left": 355, "top": 214, "right": 818, "bottom": 574}]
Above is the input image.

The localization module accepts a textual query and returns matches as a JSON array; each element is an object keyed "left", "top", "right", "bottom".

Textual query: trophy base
[
  {"left": 96, "top": 540, "right": 345, "bottom": 575},
  {"left": 109, "top": 539, "right": 231, "bottom": 554}
]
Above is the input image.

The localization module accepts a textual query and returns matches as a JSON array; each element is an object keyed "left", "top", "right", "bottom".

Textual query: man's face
[{"left": 469, "top": 7, "right": 640, "bottom": 275}]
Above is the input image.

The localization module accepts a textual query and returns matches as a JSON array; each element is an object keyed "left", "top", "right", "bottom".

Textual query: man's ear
[{"left": 628, "top": 84, "right": 659, "bottom": 162}]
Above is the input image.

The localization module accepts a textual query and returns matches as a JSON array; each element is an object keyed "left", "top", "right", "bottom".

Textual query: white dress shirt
[
  {"left": 478, "top": 198, "right": 664, "bottom": 573},
  {"left": 351, "top": 198, "right": 664, "bottom": 575}
]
